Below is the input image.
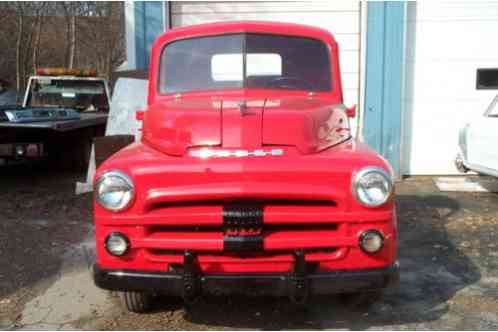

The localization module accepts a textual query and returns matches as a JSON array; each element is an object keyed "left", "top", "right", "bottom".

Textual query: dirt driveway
[{"left": 0, "top": 164, "right": 497, "bottom": 330}]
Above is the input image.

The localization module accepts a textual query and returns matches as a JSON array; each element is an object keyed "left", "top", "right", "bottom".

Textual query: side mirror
[
  {"left": 346, "top": 105, "right": 356, "bottom": 118},
  {"left": 136, "top": 109, "right": 145, "bottom": 121}
]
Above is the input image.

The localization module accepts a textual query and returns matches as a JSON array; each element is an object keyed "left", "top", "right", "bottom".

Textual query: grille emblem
[
  {"left": 223, "top": 204, "right": 264, "bottom": 252},
  {"left": 190, "top": 148, "right": 284, "bottom": 158}
]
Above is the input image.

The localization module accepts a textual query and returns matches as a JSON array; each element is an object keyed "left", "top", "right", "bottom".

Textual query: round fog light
[
  {"left": 359, "top": 230, "right": 384, "bottom": 254},
  {"left": 105, "top": 233, "right": 129, "bottom": 256},
  {"left": 15, "top": 145, "right": 26, "bottom": 157}
]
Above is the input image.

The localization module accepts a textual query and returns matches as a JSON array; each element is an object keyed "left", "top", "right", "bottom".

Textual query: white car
[{"left": 456, "top": 95, "right": 498, "bottom": 177}]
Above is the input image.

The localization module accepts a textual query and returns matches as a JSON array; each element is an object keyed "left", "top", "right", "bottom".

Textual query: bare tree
[
  {"left": 15, "top": 3, "right": 25, "bottom": 91},
  {"left": 32, "top": 13, "right": 43, "bottom": 72},
  {"left": 33, "top": 3, "right": 49, "bottom": 72},
  {"left": 22, "top": 5, "right": 45, "bottom": 79},
  {"left": 61, "top": 2, "right": 77, "bottom": 68},
  {"left": 78, "top": 2, "right": 125, "bottom": 80},
  {"left": 11, "top": 2, "right": 47, "bottom": 92},
  {"left": 0, "top": 2, "right": 125, "bottom": 92}
]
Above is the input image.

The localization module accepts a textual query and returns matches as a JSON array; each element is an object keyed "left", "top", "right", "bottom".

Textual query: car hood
[{"left": 142, "top": 96, "right": 351, "bottom": 156}]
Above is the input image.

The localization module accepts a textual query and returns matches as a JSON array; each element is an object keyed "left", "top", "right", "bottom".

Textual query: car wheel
[{"left": 119, "top": 291, "right": 153, "bottom": 313}]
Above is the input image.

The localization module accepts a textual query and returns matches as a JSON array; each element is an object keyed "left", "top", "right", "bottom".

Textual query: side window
[{"left": 476, "top": 68, "right": 498, "bottom": 90}]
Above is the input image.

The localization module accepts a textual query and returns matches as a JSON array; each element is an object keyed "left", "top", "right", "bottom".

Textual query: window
[
  {"left": 485, "top": 95, "right": 498, "bottom": 117},
  {"left": 27, "top": 79, "right": 109, "bottom": 112},
  {"left": 211, "top": 53, "right": 282, "bottom": 81},
  {"left": 476, "top": 68, "right": 498, "bottom": 90},
  {"left": 159, "top": 33, "right": 331, "bottom": 93}
]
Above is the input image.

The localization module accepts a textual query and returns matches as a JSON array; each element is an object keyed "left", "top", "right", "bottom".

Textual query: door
[{"left": 403, "top": 2, "right": 498, "bottom": 175}]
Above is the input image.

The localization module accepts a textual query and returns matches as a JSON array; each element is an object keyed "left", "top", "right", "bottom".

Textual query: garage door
[
  {"left": 403, "top": 2, "right": 498, "bottom": 175},
  {"left": 171, "top": 1, "right": 362, "bottom": 110}
]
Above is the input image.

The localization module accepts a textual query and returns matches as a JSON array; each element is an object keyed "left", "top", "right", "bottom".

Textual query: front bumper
[{"left": 94, "top": 261, "right": 399, "bottom": 301}]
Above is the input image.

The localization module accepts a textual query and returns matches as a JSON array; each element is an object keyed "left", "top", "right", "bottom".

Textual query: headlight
[
  {"left": 352, "top": 167, "right": 392, "bottom": 207},
  {"left": 15, "top": 145, "right": 26, "bottom": 157},
  {"left": 95, "top": 170, "right": 134, "bottom": 211},
  {"left": 105, "top": 232, "right": 129, "bottom": 256}
]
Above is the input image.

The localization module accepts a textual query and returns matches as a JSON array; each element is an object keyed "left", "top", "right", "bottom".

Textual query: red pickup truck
[{"left": 93, "top": 21, "right": 399, "bottom": 313}]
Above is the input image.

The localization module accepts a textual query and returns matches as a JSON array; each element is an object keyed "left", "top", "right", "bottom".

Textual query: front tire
[{"left": 119, "top": 291, "right": 153, "bottom": 313}]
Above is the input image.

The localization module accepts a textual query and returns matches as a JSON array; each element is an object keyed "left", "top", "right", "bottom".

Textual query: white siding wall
[
  {"left": 403, "top": 2, "right": 498, "bottom": 175},
  {"left": 171, "top": 1, "right": 361, "bottom": 109}
]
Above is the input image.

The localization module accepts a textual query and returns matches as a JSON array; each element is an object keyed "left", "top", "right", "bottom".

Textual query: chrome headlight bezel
[
  {"left": 352, "top": 166, "right": 393, "bottom": 208},
  {"left": 95, "top": 170, "right": 135, "bottom": 212}
]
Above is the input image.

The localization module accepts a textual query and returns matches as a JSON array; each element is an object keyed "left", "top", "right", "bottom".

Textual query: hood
[{"left": 142, "top": 96, "right": 350, "bottom": 156}]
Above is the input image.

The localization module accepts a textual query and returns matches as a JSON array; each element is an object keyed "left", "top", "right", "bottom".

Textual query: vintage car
[
  {"left": 92, "top": 21, "right": 399, "bottom": 313},
  {"left": 456, "top": 94, "right": 498, "bottom": 177}
]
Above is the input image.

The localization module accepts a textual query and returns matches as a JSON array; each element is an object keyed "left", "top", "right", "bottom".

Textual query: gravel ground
[{"left": 0, "top": 164, "right": 497, "bottom": 330}]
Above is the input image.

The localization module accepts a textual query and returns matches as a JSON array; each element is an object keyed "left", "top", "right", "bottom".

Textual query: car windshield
[
  {"left": 26, "top": 78, "right": 109, "bottom": 112},
  {"left": 486, "top": 95, "right": 498, "bottom": 117},
  {"left": 159, "top": 33, "right": 331, "bottom": 94}
]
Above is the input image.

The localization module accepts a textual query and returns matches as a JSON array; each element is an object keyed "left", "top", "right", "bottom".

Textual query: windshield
[
  {"left": 26, "top": 78, "right": 109, "bottom": 112},
  {"left": 159, "top": 33, "right": 331, "bottom": 94},
  {"left": 486, "top": 95, "right": 498, "bottom": 117}
]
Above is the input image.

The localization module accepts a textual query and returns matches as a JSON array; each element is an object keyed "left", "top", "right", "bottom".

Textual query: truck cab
[{"left": 92, "top": 21, "right": 399, "bottom": 312}]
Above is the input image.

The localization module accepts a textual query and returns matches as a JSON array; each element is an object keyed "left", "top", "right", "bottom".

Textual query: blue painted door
[
  {"left": 134, "top": 2, "right": 164, "bottom": 70},
  {"left": 363, "top": 2, "right": 405, "bottom": 176}
]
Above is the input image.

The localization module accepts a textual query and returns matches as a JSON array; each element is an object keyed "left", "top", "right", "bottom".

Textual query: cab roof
[{"left": 152, "top": 21, "right": 338, "bottom": 51}]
